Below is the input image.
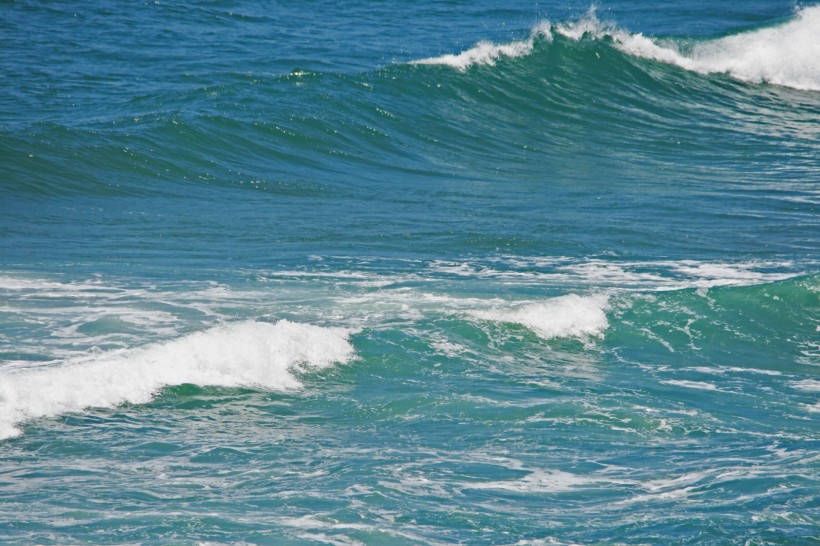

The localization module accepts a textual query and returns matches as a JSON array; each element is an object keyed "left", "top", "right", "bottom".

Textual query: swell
[
  {"left": 608, "top": 273, "right": 820, "bottom": 371},
  {"left": 3, "top": 10, "right": 818, "bottom": 200}
]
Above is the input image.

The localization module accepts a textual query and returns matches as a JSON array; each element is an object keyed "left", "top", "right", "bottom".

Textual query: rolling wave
[
  {"left": 0, "top": 321, "right": 355, "bottom": 440},
  {"left": 1, "top": 269, "right": 815, "bottom": 441},
  {"left": 2, "top": 2, "right": 818, "bottom": 276}
]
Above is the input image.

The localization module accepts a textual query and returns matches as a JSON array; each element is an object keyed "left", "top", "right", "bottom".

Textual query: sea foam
[
  {"left": 0, "top": 320, "right": 355, "bottom": 440},
  {"left": 413, "top": 6, "right": 820, "bottom": 91},
  {"left": 610, "top": 6, "right": 820, "bottom": 91},
  {"left": 471, "top": 294, "right": 609, "bottom": 340},
  {"left": 412, "top": 21, "right": 553, "bottom": 70}
]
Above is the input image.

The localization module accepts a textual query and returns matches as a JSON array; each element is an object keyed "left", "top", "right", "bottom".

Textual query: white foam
[
  {"left": 429, "top": 336, "right": 467, "bottom": 357},
  {"left": 803, "top": 402, "right": 820, "bottom": 413},
  {"left": 0, "top": 320, "right": 354, "bottom": 440},
  {"left": 660, "top": 379, "right": 724, "bottom": 392},
  {"left": 615, "top": 6, "right": 820, "bottom": 91},
  {"left": 642, "top": 471, "right": 712, "bottom": 492},
  {"left": 684, "top": 365, "right": 783, "bottom": 377},
  {"left": 513, "top": 536, "right": 584, "bottom": 546},
  {"left": 466, "top": 467, "right": 634, "bottom": 494},
  {"left": 412, "top": 21, "right": 553, "bottom": 70},
  {"left": 0, "top": 275, "right": 108, "bottom": 293},
  {"left": 471, "top": 294, "right": 609, "bottom": 340},
  {"left": 611, "top": 470, "right": 713, "bottom": 506},
  {"left": 790, "top": 379, "right": 820, "bottom": 392},
  {"left": 425, "top": 257, "right": 802, "bottom": 291},
  {"left": 466, "top": 469, "right": 598, "bottom": 493},
  {"left": 279, "top": 515, "right": 372, "bottom": 532},
  {"left": 411, "top": 7, "right": 820, "bottom": 91},
  {"left": 663, "top": 261, "right": 797, "bottom": 287}
]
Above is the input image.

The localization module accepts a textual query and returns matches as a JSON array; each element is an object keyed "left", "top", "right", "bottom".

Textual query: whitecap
[
  {"left": 411, "top": 21, "right": 553, "bottom": 70},
  {"left": 470, "top": 294, "right": 609, "bottom": 340},
  {"left": 411, "top": 6, "right": 820, "bottom": 91},
  {"left": 0, "top": 320, "right": 355, "bottom": 440}
]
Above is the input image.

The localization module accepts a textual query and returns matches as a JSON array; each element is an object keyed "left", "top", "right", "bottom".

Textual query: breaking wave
[
  {"left": 413, "top": 6, "right": 820, "bottom": 91},
  {"left": 0, "top": 321, "right": 355, "bottom": 440}
]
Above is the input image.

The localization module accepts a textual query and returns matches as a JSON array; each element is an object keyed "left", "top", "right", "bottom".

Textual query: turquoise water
[{"left": 1, "top": 1, "right": 819, "bottom": 543}]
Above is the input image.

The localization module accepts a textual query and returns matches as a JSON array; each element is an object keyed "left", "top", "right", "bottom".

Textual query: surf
[
  {"left": 412, "top": 6, "right": 820, "bottom": 91},
  {"left": 0, "top": 320, "right": 355, "bottom": 440}
]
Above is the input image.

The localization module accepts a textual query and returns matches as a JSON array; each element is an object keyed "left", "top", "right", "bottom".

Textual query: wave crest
[
  {"left": 412, "top": 6, "right": 820, "bottom": 91},
  {"left": 0, "top": 321, "right": 355, "bottom": 440},
  {"left": 412, "top": 21, "right": 553, "bottom": 71}
]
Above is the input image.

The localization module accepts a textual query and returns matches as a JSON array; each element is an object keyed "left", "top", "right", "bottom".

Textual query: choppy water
[{"left": 1, "top": 1, "right": 819, "bottom": 544}]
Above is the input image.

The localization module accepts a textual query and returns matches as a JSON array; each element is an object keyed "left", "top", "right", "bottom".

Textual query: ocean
[{"left": 1, "top": 1, "right": 818, "bottom": 543}]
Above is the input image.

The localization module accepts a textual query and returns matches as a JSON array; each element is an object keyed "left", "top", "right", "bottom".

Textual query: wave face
[{"left": 0, "top": 1, "right": 819, "bottom": 544}]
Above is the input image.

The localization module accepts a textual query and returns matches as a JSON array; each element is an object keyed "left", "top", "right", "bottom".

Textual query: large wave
[{"left": 413, "top": 6, "right": 820, "bottom": 92}]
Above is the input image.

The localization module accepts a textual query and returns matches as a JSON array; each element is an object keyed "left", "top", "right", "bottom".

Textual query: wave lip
[
  {"left": 0, "top": 320, "right": 355, "bottom": 440},
  {"left": 410, "top": 6, "right": 820, "bottom": 91},
  {"left": 411, "top": 21, "right": 553, "bottom": 70},
  {"left": 471, "top": 294, "right": 609, "bottom": 340}
]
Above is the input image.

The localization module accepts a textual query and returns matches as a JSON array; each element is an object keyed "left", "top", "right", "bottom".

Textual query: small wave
[
  {"left": 0, "top": 320, "right": 355, "bottom": 440},
  {"left": 412, "top": 6, "right": 820, "bottom": 91},
  {"left": 471, "top": 294, "right": 609, "bottom": 341},
  {"left": 412, "top": 21, "right": 553, "bottom": 70}
]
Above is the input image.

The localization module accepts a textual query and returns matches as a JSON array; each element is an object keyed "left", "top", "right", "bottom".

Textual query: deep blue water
[{"left": 1, "top": 1, "right": 819, "bottom": 544}]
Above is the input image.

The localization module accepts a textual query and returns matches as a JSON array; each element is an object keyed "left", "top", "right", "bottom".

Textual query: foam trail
[
  {"left": 413, "top": 6, "right": 820, "bottom": 91},
  {"left": 0, "top": 321, "right": 355, "bottom": 440},
  {"left": 471, "top": 294, "right": 609, "bottom": 340},
  {"left": 466, "top": 469, "right": 600, "bottom": 493}
]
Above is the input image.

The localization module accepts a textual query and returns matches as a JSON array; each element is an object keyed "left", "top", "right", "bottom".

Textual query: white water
[
  {"left": 413, "top": 6, "right": 820, "bottom": 91},
  {"left": 412, "top": 21, "right": 553, "bottom": 70},
  {"left": 0, "top": 320, "right": 355, "bottom": 440},
  {"left": 471, "top": 294, "right": 609, "bottom": 340},
  {"left": 610, "top": 6, "right": 820, "bottom": 91}
]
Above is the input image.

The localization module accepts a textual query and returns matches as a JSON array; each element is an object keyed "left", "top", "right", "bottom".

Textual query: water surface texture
[{"left": 1, "top": 1, "right": 819, "bottom": 544}]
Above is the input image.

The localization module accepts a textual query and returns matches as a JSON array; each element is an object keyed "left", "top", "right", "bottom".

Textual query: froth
[
  {"left": 466, "top": 468, "right": 598, "bottom": 493},
  {"left": 613, "top": 6, "right": 820, "bottom": 91},
  {"left": 0, "top": 321, "right": 354, "bottom": 440},
  {"left": 412, "top": 22, "right": 552, "bottom": 70},
  {"left": 471, "top": 294, "right": 609, "bottom": 340},
  {"left": 411, "top": 6, "right": 820, "bottom": 91}
]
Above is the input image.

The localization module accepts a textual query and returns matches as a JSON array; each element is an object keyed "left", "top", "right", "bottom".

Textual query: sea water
[{"left": 1, "top": 1, "right": 818, "bottom": 544}]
